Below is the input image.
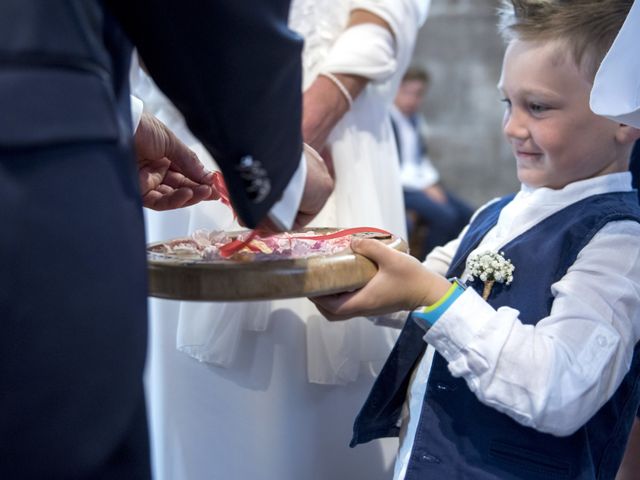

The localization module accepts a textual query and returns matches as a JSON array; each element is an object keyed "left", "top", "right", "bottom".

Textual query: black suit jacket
[
  {"left": 0, "top": 0, "right": 303, "bottom": 227},
  {"left": 107, "top": 0, "right": 304, "bottom": 227},
  {"left": 0, "top": 1, "right": 302, "bottom": 478}
]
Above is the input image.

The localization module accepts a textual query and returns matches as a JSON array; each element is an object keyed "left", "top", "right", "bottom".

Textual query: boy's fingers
[
  {"left": 311, "top": 291, "right": 360, "bottom": 318},
  {"left": 310, "top": 301, "right": 349, "bottom": 321},
  {"left": 351, "top": 237, "right": 394, "bottom": 266}
]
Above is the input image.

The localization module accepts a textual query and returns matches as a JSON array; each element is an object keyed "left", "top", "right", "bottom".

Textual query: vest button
[
  {"left": 421, "top": 454, "right": 441, "bottom": 464},
  {"left": 435, "top": 382, "right": 456, "bottom": 392}
]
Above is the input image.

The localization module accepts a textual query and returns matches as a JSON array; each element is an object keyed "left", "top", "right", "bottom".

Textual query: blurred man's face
[{"left": 394, "top": 79, "right": 427, "bottom": 116}]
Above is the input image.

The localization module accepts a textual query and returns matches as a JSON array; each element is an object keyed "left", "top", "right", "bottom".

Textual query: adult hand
[
  {"left": 311, "top": 238, "right": 451, "bottom": 320},
  {"left": 292, "top": 145, "right": 335, "bottom": 229},
  {"left": 135, "top": 113, "right": 220, "bottom": 210},
  {"left": 424, "top": 184, "right": 448, "bottom": 204}
]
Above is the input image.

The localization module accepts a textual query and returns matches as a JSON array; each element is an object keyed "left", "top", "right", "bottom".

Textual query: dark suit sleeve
[{"left": 105, "top": 0, "right": 303, "bottom": 228}]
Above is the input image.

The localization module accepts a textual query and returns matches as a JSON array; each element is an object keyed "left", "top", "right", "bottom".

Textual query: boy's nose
[{"left": 502, "top": 110, "right": 529, "bottom": 140}]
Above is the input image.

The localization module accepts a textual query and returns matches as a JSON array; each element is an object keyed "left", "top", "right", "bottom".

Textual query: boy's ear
[{"left": 615, "top": 124, "right": 640, "bottom": 145}]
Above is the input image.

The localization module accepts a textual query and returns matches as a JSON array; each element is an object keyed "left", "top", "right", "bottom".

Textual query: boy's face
[
  {"left": 498, "top": 39, "right": 627, "bottom": 189},
  {"left": 394, "top": 79, "right": 427, "bottom": 116}
]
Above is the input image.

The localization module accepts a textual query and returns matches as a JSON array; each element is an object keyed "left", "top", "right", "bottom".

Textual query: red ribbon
[
  {"left": 212, "top": 171, "right": 236, "bottom": 219},
  {"left": 211, "top": 171, "right": 393, "bottom": 258},
  {"left": 218, "top": 229, "right": 260, "bottom": 258},
  {"left": 218, "top": 227, "right": 392, "bottom": 259},
  {"left": 292, "top": 226, "right": 391, "bottom": 241}
]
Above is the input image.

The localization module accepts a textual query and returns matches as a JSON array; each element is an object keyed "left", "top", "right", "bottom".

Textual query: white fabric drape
[
  {"left": 175, "top": 0, "right": 429, "bottom": 385},
  {"left": 590, "top": 0, "right": 640, "bottom": 127}
]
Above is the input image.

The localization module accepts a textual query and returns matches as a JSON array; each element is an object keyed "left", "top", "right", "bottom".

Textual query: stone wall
[{"left": 410, "top": 0, "right": 518, "bottom": 207}]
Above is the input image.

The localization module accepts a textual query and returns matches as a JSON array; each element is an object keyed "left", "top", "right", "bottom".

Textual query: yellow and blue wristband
[{"left": 412, "top": 279, "right": 466, "bottom": 328}]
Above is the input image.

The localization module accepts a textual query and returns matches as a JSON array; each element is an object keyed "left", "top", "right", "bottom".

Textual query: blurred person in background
[{"left": 391, "top": 66, "right": 473, "bottom": 259}]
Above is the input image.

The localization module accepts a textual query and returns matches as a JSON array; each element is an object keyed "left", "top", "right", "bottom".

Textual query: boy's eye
[
  {"left": 500, "top": 98, "right": 512, "bottom": 108},
  {"left": 529, "top": 103, "right": 548, "bottom": 113}
]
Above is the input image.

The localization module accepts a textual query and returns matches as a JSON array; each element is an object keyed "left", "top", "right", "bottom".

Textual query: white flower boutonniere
[{"left": 467, "top": 251, "right": 515, "bottom": 300}]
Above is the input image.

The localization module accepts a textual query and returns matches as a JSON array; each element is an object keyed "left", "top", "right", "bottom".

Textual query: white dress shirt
[
  {"left": 267, "top": 155, "right": 306, "bottom": 230},
  {"left": 394, "top": 173, "right": 640, "bottom": 480},
  {"left": 130, "top": 95, "right": 144, "bottom": 131},
  {"left": 390, "top": 105, "right": 440, "bottom": 191}
]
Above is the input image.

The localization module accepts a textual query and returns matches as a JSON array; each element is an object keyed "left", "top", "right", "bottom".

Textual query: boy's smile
[{"left": 498, "top": 39, "right": 630, "bottom": 189}]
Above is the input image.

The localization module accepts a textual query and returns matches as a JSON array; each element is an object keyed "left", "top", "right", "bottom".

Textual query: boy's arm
[
  {"left": 319, "top": 206, "right": 475, "bottom": 328},
  {"left": 312, "top": 238, "right": 452, "bottom": 321},
  {"left": 314, "top": 220, "right": 640, "bottom": 436},
  {"left": 425, "top": 220, "right": 640, "bottom": 436},
  {"left": 365, "top": 235, "right": 463, "bottom": 329}
]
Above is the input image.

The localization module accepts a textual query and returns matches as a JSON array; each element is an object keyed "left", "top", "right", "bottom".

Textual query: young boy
[{"left": 313, "top": 1, "right": 640, "bottom": 478}]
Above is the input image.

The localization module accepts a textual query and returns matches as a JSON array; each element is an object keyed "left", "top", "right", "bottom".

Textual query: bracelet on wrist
[
  {"left": 319, "top": 72, "right": 354, "bottom": 109},
  {"left": 411, "top": 278, "right": 466, "bottom": 329}
]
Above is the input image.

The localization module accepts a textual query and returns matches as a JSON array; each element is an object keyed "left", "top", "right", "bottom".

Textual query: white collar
[{"left": 515, "top": 172, "right": 633, "bottom": 207}]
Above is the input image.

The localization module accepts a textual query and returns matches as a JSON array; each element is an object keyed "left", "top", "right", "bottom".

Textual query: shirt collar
[{"left": 516, "top": 172, "right": 633, "bottom": 206}]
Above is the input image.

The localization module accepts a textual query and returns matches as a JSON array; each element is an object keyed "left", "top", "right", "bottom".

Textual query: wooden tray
[{"left": 147, "top": 229, "right": 407, "bottom": 301}]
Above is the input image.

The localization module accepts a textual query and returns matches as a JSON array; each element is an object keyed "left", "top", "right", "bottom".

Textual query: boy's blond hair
[{"left": 498, "top": 0, "right": 632, "bottom": 78}]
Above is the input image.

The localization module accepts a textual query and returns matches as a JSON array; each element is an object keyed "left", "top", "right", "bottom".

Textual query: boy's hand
[{"left": 311, "top": 238, "right": 451, "bottom": 321}]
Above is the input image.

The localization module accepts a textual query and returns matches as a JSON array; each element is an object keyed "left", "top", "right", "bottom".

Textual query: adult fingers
[
  {"left": 143, "top": 187, "right": 193, "bottom": 211},
  {"left": 162, "top": 129, "right": 213, "bottom": 185},
  {"left": 181, "top": 185, "right": 218, "bottom": 207},
  {"left": 163, "top": 169, "right": 203, "bottom": 189},
  {"left": 162, "top": 170, "right": 220, "bottom": 201}
]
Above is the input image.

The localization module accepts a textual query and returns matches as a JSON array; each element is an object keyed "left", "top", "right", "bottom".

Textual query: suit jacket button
[
  {"left": 237, "top": 155, "right": 270, "bottom": 203},
  {"left": 421, "top": 454, "right": 441, "bottom": 464}
]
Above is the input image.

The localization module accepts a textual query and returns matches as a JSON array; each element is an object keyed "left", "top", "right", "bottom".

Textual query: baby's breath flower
[{"left": 467, "top": 251, "right": 515, "bottom": 300}]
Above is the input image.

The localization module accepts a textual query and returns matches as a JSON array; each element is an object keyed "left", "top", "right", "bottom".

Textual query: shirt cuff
[
  {"left": 424, "top": 287, "right": 496, "bottom": 366},
  {"left": 130, "top": 95, "right": 144, "bottom": 133},
  {"left": 267, "top": 153, "right": 306, "bottom": 230}
]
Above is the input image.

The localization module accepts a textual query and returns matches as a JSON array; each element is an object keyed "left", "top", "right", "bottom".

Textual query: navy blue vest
[{"left": 352, "top": 191, "right": 640, "bottom": 479}]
